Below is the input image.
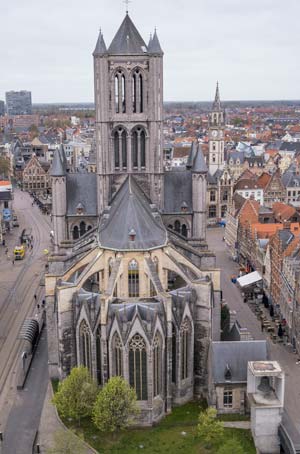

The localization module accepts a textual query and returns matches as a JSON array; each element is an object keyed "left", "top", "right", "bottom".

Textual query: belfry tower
[
  {"left": 208, "top": 83, "right": 225, "bottom": 175},
  {"left": 93, "top": 14, "right": 164, "bottom": 213}
]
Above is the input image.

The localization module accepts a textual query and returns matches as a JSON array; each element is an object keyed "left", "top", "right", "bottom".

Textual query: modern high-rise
[
  {"left": 5, "top": 90, "right": 32, "bottom": 115},
  {"left": 0, "top": 100, "right": 5, "bottom": 116}
]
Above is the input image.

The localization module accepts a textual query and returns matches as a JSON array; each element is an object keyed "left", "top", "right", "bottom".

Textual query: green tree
[
  {"left": 217, "top": 438, "right": 244, "bottom": 454},
  {"left": 93, "top": 376, "right": 139, "bottom": 435},
  {"left": 52, "top": 366, "right": 98, "bottom": 423},
  {"left": 197, "top": 407, "right": 224, "bottom": 446},
  {"left": 28, "top": 124, "right": 39, "bottom": 138},
  {"left": 0, "top": 156, "right": 10, "bottom": 178},
  {"left": 46, "top": 429, "right": 86, "bottom": 454}
]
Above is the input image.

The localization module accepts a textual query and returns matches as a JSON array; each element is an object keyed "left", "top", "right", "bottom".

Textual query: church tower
[
  {"left": 93, "top": 14, "right": 164, "bottom": 213},
  {"left": 50, "top": 146, "right": 67, "bottom": 250},
  {"left": 208, "top": 83, "right": 225, "bottom": 175}
]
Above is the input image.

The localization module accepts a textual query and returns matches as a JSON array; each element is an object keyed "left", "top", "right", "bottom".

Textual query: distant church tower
[
  {"left": 208, "top": 83, "right": 225, "bottom": 175},
  {"left": 93, "top": 14, "right": 164, "bottom": 213}
]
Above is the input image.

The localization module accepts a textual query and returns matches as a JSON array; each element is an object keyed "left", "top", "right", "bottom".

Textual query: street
[
  {"left": 0, "top": 189, "right": 51, "bottom": 447},
  {"left": 207, "top": 228, "right": 300, "bottom": 439}
]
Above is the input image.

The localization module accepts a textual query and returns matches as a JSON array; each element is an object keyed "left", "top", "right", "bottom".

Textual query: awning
[
  {"left": 18, "top": 319, "right": 39, "bottom": 344},
  {"left": 237, "top": 271, "right": 262, "bottom": 288}
]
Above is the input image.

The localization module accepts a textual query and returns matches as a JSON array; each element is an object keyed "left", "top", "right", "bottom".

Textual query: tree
[
  {"left": 197, "top": 407, "right": 224, "bottom": 446},
  {"left": 0, "top": 156, "right": 10, "bottom": 178},
  {"left": 52, "top": 366, "right": 98, "bottom": 423},
  {"left": 217, "top": 439, "right": 244, "bottom": 454},
  {"left": 93, "top": 376, "right": 139, "bottom": 435},
  {"left": 46, "top": 429, "right": 86, "bottom": 454},
  {"left": 28, "top": 124, "right": 39, "bottom": 138}
]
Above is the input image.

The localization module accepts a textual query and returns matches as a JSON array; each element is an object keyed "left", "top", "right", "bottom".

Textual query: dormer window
[
  {"left": 129, "top": 228, "right": 136, "bottom": 242},
  {"left": 76, "top": 202, "right": 85, "bottom": 215},
  {"left": 224, "top": 364, "right": 232, "bottom": 381},
  {"left": 181, "top": 201, "right": 188, "bottom": 213}
]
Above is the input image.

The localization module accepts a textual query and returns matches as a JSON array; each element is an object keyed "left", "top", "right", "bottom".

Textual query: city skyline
[{"left": 1, "top": 0, "right": 299, "bottom": 103}]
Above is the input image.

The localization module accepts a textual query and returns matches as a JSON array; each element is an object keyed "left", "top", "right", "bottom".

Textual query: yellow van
[{"left": 14, "top": 245, "right": 25, "bottom": 260}]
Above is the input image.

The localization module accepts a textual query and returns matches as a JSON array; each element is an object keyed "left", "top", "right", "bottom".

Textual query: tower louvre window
[
  {"left": 114, "top": 127, "right": 127, "bottom": 170},
  {"left": 131, "top": 127, "right": 146, "bottom": 170},
  {"left": 128, "top": 259, "right": 139, "bottom": 297},
  {"left": 132, "top": 69, "right": 144, "bottom": 114},
  {"left": 114, "top": 70, "right": 126, "bottom": 114}
]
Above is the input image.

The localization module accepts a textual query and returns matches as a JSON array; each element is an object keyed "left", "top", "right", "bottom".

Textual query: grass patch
[
  {"left": 218, "top": 413, "right": 250, "bottom": 422},
  {"left": 61, "top": 402, "right": 255, "bottom": 454}
]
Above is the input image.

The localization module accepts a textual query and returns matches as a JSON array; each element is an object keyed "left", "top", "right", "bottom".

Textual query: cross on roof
[{"left": 123, "top": 0, "right": 131, "bottom": 13}]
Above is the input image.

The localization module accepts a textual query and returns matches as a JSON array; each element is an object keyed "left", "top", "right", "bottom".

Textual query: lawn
[{"left": 62, "top": 402, "right": 255, "bottom": 454}]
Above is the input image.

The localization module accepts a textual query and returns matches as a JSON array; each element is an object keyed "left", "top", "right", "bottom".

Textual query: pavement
[
  {"left": 0, "top": 189, "right": 52, "bottom": 451},
  {"left": 207, "top": 227, "right": 300, "bottom": 440}
]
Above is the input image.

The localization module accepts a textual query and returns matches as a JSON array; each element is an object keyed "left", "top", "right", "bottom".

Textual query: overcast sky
[{"left": 0, "top": 0, "right": 299, "bottom": 103}]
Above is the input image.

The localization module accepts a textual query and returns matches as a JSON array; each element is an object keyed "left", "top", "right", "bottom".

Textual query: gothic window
[
  {"left": 87, "top": 225, "right": 92, "bottom": 231},
  {"left": 132, "top": 69, "right": 144, "bottom": 113},
  {"left": 128, "top": 259, "right": 139, "bottom": 297},
  {"left": 113, "top": 332, "right": 123, "bottom": 376},
  {"left": 96, "top": 326, "right": 101, "bottom": 384},
  {"left": 209, "top": 205, "right": 217, "bottom": 218},
  {"left": 129, "top": 334, "right": 147, "bottom": 400},
  {"left": 172, "top": 324, "right": 177, "bottom": 384},
  {"left": 115, "top": 70, "right": 126, "bottom": 113},
  {"left": 221, "top": 205, "right": 227, "bottom": 218},
  {"left": 72, "top": 225, "right": 79, "bottom": 240},
  {"left": 79, "top": 320, "right": 91, "bottom": 371},
  {"left": 223, "top": 190, "right": 228, "bottom": 201},
  {"left": 213, "top": 142, "right": 216, "bottom": 151},
  {"left": 153, "top": 333, "right": 162, "bottom": 397},
  {"left": 174, "top": 220, "right": 181, "bottom": 233},
  {"left": 80, "top": 221, "right": 86, "bottom": 237},
  {"left": 180, "top": 318, "right": 190, "bottom": 380},
  {"left": 181, "top": 224, "right": 187, "bottom": 237},
  {"left": 114, "top": 127, "right": 127, "bottom": 170},
  {"left": 210, "top": 191, "right": 216, "bottom": 202},
  {"left": 131, "top": 127, "right": 146, "bottom": 170},
  {"left": 212, "top": 154, "right": 216, "bottom": 162}
]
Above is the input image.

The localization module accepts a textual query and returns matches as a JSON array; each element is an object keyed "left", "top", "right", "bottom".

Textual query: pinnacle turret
[
  {"left": 93, "top": 30, "right": 107, "bottom": 56},
  {"left": 212, "top": 81, "right": 221, "bottom": 111},
  {"left": 148, "top": 29, "right": 163, "bottom": 55}
]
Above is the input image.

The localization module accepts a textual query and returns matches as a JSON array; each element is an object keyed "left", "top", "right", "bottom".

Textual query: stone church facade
[{"left": 46, "top": 13, "right": 221, "bottom": 426}]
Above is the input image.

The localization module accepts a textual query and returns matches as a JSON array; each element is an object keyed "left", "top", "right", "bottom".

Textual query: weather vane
[{"left": 123, "top": 0, "right": 131, "bottom": 13}]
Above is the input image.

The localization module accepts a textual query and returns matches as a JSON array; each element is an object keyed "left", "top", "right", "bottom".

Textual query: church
[{"left": 46, "top": 13, "right": 221, "bottom": 425}]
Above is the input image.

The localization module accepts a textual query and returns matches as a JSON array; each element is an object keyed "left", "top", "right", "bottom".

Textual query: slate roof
[
  {"left": 148, "top": 30, "right": 163, "bottom": 55},
  {"left": 98, "top": 176, "right": 167, "bottom": 250},
  {"left": 193, "top": 144, "right": 208, "bottom": 173},
  {"left": 93, "top": 30, "right": 107, "bottom": 56},
  {"left": 227, "top": 151, "right": 245, "bottom": 164},
  {"left": 278, "top": 229, "right": 294, "bottom": 249},
  {"left": 66, "top": 173, "right": 97, "bottom": 215},
  {"left": 50, "top": 147, "right": 65, "bottom": 177},
  {"left": 211, "top": 340, "right": 267, "bottom": 384},
  {"left": 280, "top": 142, "right": 300, "bottom": 152},
  {"left": 164, "top": 168, "right": 192, "bottom": 213},
  {"left": 108, "top": 13, "right": 148, "bottom": 55}
]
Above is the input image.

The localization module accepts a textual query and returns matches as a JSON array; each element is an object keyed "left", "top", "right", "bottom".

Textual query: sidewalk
[{"left": 38, "top": 382, "right": 97, "bottom": 454}]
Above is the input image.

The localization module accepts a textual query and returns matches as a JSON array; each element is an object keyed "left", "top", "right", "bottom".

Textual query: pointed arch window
[
  {"left": 181, "top": 224, "right": 187, "bottom": 237},
  {"left": 132, "top": 69, "right": 144, "bottom": 113},
  {"left": 153, "top": 333, "right": 162, "bottom": 397},
  {"left": 129, "top": 334, "right": 147, "bottom": 400},
  {"left": 79, "top": 221, "right": 86, "bottom": 237},
  {"left": 115, "top": 70, "right": 126, "bottom": 113},
  {"left": 131, "top": 127, "right": 146, "bottom": 170},
  {"left": 180, "top": 318, "right": 190, "bottom": 380},
  {"left": 79, "top": 320, "right": 91, "bottom": 371},
  {"left": 113, "top": 332, "right": 123, "bottom": 376},
  {"left": 72, "top": 225, "right": 79, "bottom": 240},
  {"left": 114, "top": 127, "right": 127, "bottom": 170},
  {"left": 172, "top": 323, "right": 177, "bottom": 384},
  {"left": 128, "top": 259, "right": 139, "bottom": 297},
  {"left": 96, "top": 326, "right": 101, "bottom": 384},
  {"left": 174, "top": 220, "right": 181, "bottom": 233}
]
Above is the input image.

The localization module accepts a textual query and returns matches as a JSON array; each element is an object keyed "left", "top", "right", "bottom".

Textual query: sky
[{"left": 0, "top": 0, "right": 299, "bottom": 103}]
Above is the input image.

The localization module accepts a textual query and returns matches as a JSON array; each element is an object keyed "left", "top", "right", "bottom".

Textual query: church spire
[
  {"left": 212, "top": 81, "right": 221, "bottom": 111},
  {"left": 148, "top": 28, "right": 163, "bottom": 55},
  {"left": 93, "top": 29, "right": 107, "bottom": 56}
]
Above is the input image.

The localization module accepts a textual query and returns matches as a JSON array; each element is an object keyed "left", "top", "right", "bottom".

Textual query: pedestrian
[
  {"left": 34, "top": 294, "right": 37, "bottom": 301},
  {"left": 261, "top": 321, "right": 264, "bottom": 332},
  {"left": 37, "top": 303, "right": 40, "bottom": 312},
  {"left": 5, "top": 247, "right": 8, "bottom": 255},
  {"left": 42, "top": 299, "right": 45, "bottom": 308},
  {"left": 2, "top": 239, "right": 5, "bottom": 246},
  {"left": 31, "top": 244, "right": 33, "bottom": 250},
  {"left": 12, "top": 258, "right": 14, "bottom": 265},
  {"left": 278, "top": 323, "right": 283, "bottom": 338}
]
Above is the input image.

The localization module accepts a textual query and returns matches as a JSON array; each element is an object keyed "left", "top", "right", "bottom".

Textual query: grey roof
[
  {"left": 227, "top": 151, "right": 245, "bottom": 164},
  {"left": 211, "top": 340, "right": 267, "bottom": 384},
  {"left": 281, "top": 164, "right": 300, "bottom": 188},
  {"left": 108, "top": 13, "right": 148, "bottom": 55},
  {"left": 192, "top": 144, "right": 207, "bottom": 173},
  {"left": 148, "top": 30, "right": 163, "bottom": 55},
  {"left": 208, "top": 168, "right": 224, "bottom": 183},
  {"left": 66, "top": 173, "right": 97, "bottom": 215},
  {"left": 280, "top": 142, "right": 300, "bottom": 152},
  {"left": 98, "top": 176, "right": 167, "bottom": 250},
  {"left": 50, "top": 147, "right": 65, "bottom": 177},
  {"left": 278, "top": 229, "right": 294, "bottom": 249},
  {"left": 164, "top": 168, "right": 192, "bottom": 213},
  {"left": 186, "top": 141, "right": 197, "bottom": 168},
  {"left": 93, "top": 30, "right": 107, "bottom": 56}
]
